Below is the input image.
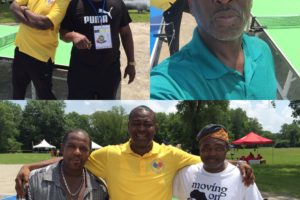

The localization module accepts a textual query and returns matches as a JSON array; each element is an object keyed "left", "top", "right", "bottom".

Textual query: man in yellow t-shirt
[
  {"left": 10, "top": 0, "right": 69, "bottom": 99},
  {"left": 80, "top": 105, "right": 200, "bottom": 200}
]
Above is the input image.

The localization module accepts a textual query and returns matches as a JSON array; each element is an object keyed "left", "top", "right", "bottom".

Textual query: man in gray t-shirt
[{"left": 27, "top": 129, "right": 108, "bottom": 200}]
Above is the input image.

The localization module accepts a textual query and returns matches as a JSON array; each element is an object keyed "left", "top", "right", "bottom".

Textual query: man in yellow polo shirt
[
  {"left": 10, "top": 0, "right": 69, "bottom": 99},
  {"left": 15, "top": 105, "right": 254, "bottom": 200},
  {"left": 85, "top": 105, "right": 200, "bottom": 200}
]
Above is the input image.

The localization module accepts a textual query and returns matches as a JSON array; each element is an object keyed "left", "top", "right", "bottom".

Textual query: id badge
[{"left": 94, "top": 25, "right": 112, "bottom": 49}]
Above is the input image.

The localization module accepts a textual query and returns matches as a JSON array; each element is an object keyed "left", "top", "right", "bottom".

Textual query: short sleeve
[
  {"left": 85, "top": 147, "right": 108, "bottom": 180},
  {"left": 119, "top": 0, "right": 132, "bottom": 27},
  {"left": 245, "top": 183, "right": 264, "bottom": 200},
  {"left": 46, "top": 0, "right": 70, "bottom": 29},
  {"left": 171, "top": 147, "right": 201, "bottom": 170},
  {"left": 15, "top": 0, "right": 28, "bottom": 6},
  {"left": 60, "top": 0, "right": 76, "bottom": 31}
]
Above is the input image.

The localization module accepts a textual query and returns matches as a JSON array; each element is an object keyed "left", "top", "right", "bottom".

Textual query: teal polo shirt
[{"left": 150, "top": 28, "right": 277, "bottom": 100}]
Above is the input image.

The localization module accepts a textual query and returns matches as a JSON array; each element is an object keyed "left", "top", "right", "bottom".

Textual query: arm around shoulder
[{"left": 15, "top": 157, "right": 62, "bottom": 197}]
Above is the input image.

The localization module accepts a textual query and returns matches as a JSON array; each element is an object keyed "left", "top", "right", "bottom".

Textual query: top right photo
[{"left": 150, "top": 0, "right": 300, "bottom": 100}]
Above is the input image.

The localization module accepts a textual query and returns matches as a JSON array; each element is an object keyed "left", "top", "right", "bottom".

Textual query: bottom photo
[{"left": 0, "top": 100, "right": 299, "bottom": 200}]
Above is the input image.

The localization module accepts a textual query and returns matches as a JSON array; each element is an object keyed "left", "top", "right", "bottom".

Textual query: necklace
[{"left": 60, "top": 162, "right": 85, "bottom": 198}]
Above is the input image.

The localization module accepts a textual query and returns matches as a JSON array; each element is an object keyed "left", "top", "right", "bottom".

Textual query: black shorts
[
  {"left": 12, "top": 47, "right": 56, "bottom": 99},
  {"left": 67, "top": 58, "right": 121, "bottom": 100}
]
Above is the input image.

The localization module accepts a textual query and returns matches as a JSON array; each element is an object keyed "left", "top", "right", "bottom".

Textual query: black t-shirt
[{"left": 61, "top": 0, "right": 132, "bottom": 67}]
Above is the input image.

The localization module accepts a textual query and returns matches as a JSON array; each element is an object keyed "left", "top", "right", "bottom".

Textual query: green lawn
[
  {"left": 0, "top": 3, "right": 16, "bottom": 23},
  {"left": 0, "top": 153, "right": 51, "bottom": 164},
  {"left": 128, "top": 10, "right": 149, "bottom": 23},
  {"left": 227, "top": 147, "right": 300, "bottom": 198},
  {"left": 228, "top": 147, "right": 300, "bottom": 165},
  {"left": 1, "top": 148, "right": 300, "bottom": 198},
  {"left": 0, "top": 4, "right": 149, "bottom": 24}
]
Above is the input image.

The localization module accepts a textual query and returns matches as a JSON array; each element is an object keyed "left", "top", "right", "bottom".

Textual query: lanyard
[{"left": 86, "top": 0, "right": 106, "bottom": 25}]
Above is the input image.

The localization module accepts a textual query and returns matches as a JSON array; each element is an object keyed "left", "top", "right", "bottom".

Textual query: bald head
[
  {"left": 62, "top": 129, "right": 92, "bottom": 150},
  {"left": 129, "top": 105, "right": 156, "bottom": 122}
]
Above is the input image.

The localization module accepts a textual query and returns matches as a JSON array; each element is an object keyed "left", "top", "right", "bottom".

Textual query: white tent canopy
[
  {"left": 92, "top": 141, "right": 102, "bottom": 150},
  {"left": 33, "top": 139, "right": 56, "bottom": 149}
]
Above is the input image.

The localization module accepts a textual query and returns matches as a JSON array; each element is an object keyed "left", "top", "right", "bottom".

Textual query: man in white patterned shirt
[{"left": 173, "top": 124, "right": 263, "bottom": 200}]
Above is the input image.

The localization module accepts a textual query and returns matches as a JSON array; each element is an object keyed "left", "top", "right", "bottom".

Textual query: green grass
[
  {"left": 227, "top": 147, "right": 300, "bottom": 198},
  {"left": 228, "top": 147, "right": 300, "bottom": 165},
  {"left": 1, "top": 149, "right": 300, "bottom": 198},
  {"left": 0, "top": 5, "right": 149, "bottom": 24},
  {"left": 0, "top": 153, "right": 51, "bottom": 164},
  {"left": 0, "top": 2, "right": 16, "bottom": 23},
  {"left": 128, "top": 10, "right": 149, "bottom": 23},
  {"left": 253, "top": 164, "right": 300, "bottom": 198}
]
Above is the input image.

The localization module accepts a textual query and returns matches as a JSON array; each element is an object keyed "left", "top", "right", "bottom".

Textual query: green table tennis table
[
  {"left": 251, "top": 0, "right": 300, "bottom": 99},
  {"left": 0, "top": 25, "right": 72, "bottom": 69}
]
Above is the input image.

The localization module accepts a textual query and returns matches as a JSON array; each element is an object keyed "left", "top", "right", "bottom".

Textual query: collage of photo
[{"left": 0, "top": 0, "right": 300, "bottom": 199}]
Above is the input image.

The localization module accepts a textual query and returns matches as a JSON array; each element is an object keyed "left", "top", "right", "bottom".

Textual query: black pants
[
  {"left": 163, "top": 0, "right": 189, "bottom": 55},
  {"left": 12, "top": 48, "right": 56, "bottom": 99},
  {"left": 67, "top": 58, "right": 121, "bottom": 100}
]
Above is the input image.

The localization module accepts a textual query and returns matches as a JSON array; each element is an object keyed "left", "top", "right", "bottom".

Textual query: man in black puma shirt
[{"left": 60, "top": 0, "right": 135, "bottom": 99}]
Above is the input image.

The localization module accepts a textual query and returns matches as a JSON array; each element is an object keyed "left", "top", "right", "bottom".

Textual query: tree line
[{"left": 0, "top": 100, "right": 299, "bottom": 153}]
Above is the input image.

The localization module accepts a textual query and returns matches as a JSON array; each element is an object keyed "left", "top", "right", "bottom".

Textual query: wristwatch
[{"left": 128, "top": 61, "right": 136, "bottom": 66}]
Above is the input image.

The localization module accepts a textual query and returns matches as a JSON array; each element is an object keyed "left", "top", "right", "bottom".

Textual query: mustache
[
  {"left": 213, "top": 5, "right": 242, "bottom": 17},
  {"left": 203, "top": 156, "right": 220, "bottom": 160}
]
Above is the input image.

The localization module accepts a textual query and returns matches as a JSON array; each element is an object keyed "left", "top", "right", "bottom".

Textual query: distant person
[
  {"left": 247, "top": 152, "right": 255, "bottom": 160},
  {"left": 173, "top": 124, "right": 263, "bottom": 200},
  {"left": 10, "top": 0, "right": 69, "bottom": 99},
  {"left": 26, "top": 129, "right": 108, "bottom": 200},
  {"left": 56, "top": 149, "right": 61, "bottom": 157},
  {"left": 50, "top": 149, "right": 56, "bottom": 157},
  {"left": 15, "top": 105, "right": 254, "bottom": 200},
  {"left": 240, "top": 155, "right": 246, "bottom": 161},
  {"left": 152, "top": 0, "right": 189, "bottom": 55},
  {"left": 59, "top": 0, "right": 135, "bottom": 99},
  {"left": 256, "top": 154, "right": 262, "bottom": 160},
  {"left": 150, "top": 0, "right": 277, "bottom": 100}
]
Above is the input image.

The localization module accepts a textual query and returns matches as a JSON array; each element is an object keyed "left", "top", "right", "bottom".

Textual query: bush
[
  {"left": 295, "top": 142, "right": 300, "bottom": 147},
  {"left": 275, "top": 141, "right": 290, "bottom": 148}
]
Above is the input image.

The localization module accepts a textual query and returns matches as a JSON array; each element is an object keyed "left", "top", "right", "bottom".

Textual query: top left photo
[{"left": 0, "top": 0, "right": 150, "bottom": 100}]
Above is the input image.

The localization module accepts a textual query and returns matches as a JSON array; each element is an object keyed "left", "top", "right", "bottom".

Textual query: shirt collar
[
  {"left": 43, "top": 160, "right": 62, "bottom": 187},
  {"left": 43, "top": 160, "right": 99, "bottom": 190},
  {"left": 121, "top": 140, "right": 161, "bottom": 157},
  {"left": 187, "top": 28, "right": 262, "bottom": 79}
]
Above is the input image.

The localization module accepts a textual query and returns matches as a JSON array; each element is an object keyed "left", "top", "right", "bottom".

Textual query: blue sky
[{"left": 11, "top": 100, "right": 294, "bottom": 133}]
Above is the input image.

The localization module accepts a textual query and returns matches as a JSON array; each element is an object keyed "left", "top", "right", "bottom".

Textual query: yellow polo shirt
[
  {"left": 85, "top": 141, "right": 201, "bottom": 200},
  {"left": 15, "top": 0, "right": 70, "bottom": 62},
  {"left": 151, "top": 0, "right": 177, "bottom": 11}
]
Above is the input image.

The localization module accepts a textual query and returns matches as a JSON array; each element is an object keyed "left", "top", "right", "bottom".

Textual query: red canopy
[{"left": 232, "top": 132, "right": 273, "bottom": 145}]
